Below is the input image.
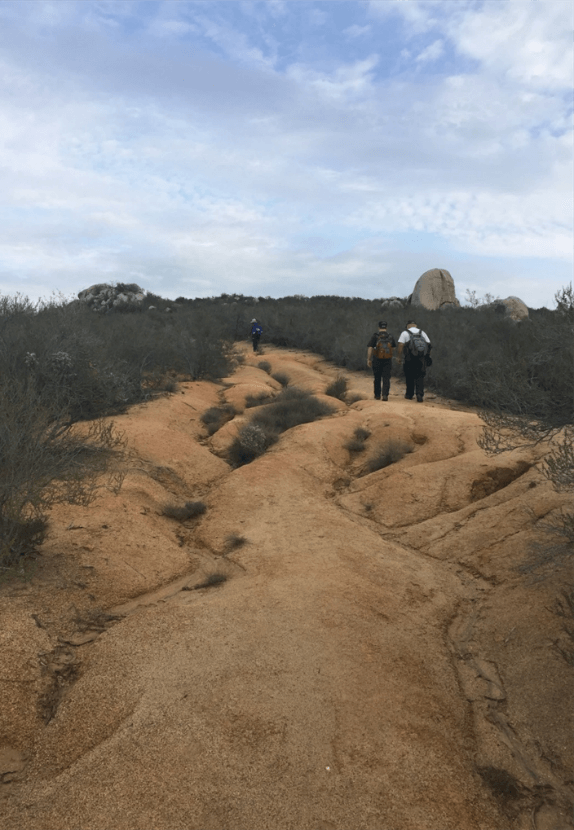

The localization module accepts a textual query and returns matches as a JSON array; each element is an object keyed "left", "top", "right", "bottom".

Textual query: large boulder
[
  {"left": 410, "top": 268, "right": 460, "bottom": 310},
  {"left": 489, "top": 296, "right": 529, "bottom": 321},
  {"left": 78, "top": 283, "right": 145, "bottom": 312}
]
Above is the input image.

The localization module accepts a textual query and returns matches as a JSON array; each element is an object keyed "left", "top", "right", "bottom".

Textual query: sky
[{"left": 0, "top": 0, "right": 572, "bottom": 308}]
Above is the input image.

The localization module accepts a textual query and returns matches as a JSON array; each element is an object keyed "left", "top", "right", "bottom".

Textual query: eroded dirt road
[{"left": 1, "top": 345, "right": 572, "bottom": 830}]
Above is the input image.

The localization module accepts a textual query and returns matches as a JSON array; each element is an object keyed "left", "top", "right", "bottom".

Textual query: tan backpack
[{"left": 374, "top": 332, "right": 393, "bottom": 359}]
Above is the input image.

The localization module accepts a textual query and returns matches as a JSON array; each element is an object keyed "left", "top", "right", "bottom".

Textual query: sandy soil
[{"left": 1, "top": 343, "right": 572, "bottom": 830}]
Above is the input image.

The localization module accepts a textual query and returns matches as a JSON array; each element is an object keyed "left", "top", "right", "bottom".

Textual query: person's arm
[{"left": 367, "top": 345, "right": 373, "bottom": 366}]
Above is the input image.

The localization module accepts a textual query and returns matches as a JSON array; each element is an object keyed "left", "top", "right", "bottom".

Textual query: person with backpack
[
  {"left": 250, "top": 319, "right": 263, "bottom": 352},
  {"left": 367, "top": 321, "right": 397, "bottom": 401},
  {"left": 396, "top": 320, "right": 432, "bottom": 402}
]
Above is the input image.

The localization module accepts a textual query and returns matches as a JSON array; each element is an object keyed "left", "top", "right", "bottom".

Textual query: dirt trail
[{"left": 1, "top": 344, "right": 572, "bottom": 830}]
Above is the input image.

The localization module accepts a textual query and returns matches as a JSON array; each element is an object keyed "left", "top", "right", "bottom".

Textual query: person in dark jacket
[
  {"left": 250, "top": 319, "right": 262, "bottom": 352},
  {"left": 367, "top": 321, "right": 397, "bottom": 401},
  {"left": 396, "top": 320, "right": 432, "bottom": 402}
]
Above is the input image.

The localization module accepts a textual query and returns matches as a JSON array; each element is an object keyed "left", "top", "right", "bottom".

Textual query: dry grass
[
  {"left": 364, "top": 439, "right": 413, "bottom": 473},
  {"left": 325, "top": 376, "right": 348, "bottom": 401}
]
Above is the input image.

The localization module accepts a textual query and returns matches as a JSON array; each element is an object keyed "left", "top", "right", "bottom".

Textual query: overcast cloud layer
[{"left": 0, "top": 0, "right": 572, "bottom": 307}]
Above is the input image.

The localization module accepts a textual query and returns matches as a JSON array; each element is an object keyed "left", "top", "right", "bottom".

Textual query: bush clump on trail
[
  {"left": 228, "top": 387, "right": 335, "bottom": 466},
  {"left": 325, "top": 375, "right": 348, "bottom": 401},
  {"left": 343, "top": 427, "right": 371, "bottom": 453},
  {"left": 200, "top": 404, "right": 236, "bottom": 436},
  {"left": 364, "top": 439, "right": 413, "bottom": 473},
  {"left": 162, "top": 501, "right": 207, "bottom": 521}
]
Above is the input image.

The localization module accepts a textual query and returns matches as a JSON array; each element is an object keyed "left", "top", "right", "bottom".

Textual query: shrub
[
  {"left": 250, "top": 387, "right": 334, "bottom": 435},
  {"left": 200, "top": 404, "right": 236, "bottom": 436},
  {"left": 225, "top": 533, "right": 248, "bottom": 551},
  {"left": 343, "top": 427, "right": 371, "bottom": 453},
  {"left": 162, "top": 501, "right": 207, "bottom": 521},
  {"left": 364, "top": 439, "right": 413, "bottom": 473},
  {"left": 257, "top": 361, "right": 272, "bottom": 374},
  {"left": 271, "top": 371, "right": 290, "bottom": 387},
  {"left": 195, "top": 573, "right": 227, "bottom": 589},
  {"left": 0, "top": 382, "right": 125, "bottom": 569},
  {"left": 325, "top": 375, "right": 348, "bottom": 401},
  {"left": 183, "top": 572, "right": 227, "bottom": 590},
  {"left": 228, "top": 387, "right": 335, "bottom": 466},
  {"left": 245, "top": 391, "right": 274, "bottom": 408},
  {"left": 228, "top": 424, "right": 275, "bottom": 467}
]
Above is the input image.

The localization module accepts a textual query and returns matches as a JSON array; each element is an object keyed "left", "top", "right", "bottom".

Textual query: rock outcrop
[
  {"left": 78, "top": 283, "right": 145, "bottom": 312},
  {"left": 410, "top": 268, "right": 460, "bottom": 310},
  {"left": 489, "top": 296, "right": 529, "bottom": 321},
  {"left": 380, "top": 296, "right": 408, "bottom": 310}
]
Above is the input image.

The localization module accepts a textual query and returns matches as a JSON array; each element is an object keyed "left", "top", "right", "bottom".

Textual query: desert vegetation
[
  {"left": 325, "top": 375, "right": 349, "bottom": 401},
  {"left": 271, "top": 371, "right": 290, "bottom": 387},
  {"left": 0, "top": 290, "right": 231, "bottom": 572},
  {"left": 343, "top": 427, "right": 371, "bottom": 453},
  {"left": 364, "top": 438, "right": 414, "bottom": 473},
  {"left": 161, "top": 501, "right": 207, "bottom": 522},
  {"left": 200, "top": 403, "right": 236, "bottom": 436},
  {"left": 2, "top": 283, "right": 572, "bottom": 581},
  {"left": 228, "top": 387, "right": 335, "bottom": 466}
]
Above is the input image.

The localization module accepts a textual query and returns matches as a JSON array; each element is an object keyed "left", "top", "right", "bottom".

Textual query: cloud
[
  {"left": 415, "top": 39, "right": 444, "bottom": 64},
  {"left": 344, "top": 24, "right": 371, "bottom": 39},
  {"left": 367, "top": 0, "right": 442, "bottom": 35},
  {"left": 0, "top": 0, "right": 570, "bottom": 310},
  {"left": 448, "top": 1, "right": 573, "bottom": 89}
]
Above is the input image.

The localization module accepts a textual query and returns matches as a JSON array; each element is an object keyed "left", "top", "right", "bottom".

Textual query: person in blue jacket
[{"left": 250, "top": 319, "right": 262, "bottom": 352}]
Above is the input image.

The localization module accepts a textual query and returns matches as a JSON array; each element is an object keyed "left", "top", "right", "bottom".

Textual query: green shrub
[{"left": 257, "top": 360, "right": 272, "bottom": 374}]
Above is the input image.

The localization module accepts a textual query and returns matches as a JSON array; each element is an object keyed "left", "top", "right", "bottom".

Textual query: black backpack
[{"left": 406, "top": 330, "right": 429, "bottom": 359}]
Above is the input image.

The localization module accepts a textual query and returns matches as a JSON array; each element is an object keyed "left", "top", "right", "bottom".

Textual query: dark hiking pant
[
  {"left": 252, "top": 334, "right": 261, "bottom": 352},
  {"left": 403, "top": 358, "right": 426, "bottom": 400},
  {"left": 372, "top": 358, "right": 392, "bottom": 399}
]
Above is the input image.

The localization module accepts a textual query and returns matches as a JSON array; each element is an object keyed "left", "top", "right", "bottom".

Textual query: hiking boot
[
  {"left": 374, "top": 396, "right": 380, "bottom": 400},
  {"left": 404, "top": 395, "right": 413, "bottom": 400},
  {"left": 382, "top": 395, "right": 388, "bottom": 401},
  {"left": 416, "top": 396, "right": 424, "bottom": 402}
]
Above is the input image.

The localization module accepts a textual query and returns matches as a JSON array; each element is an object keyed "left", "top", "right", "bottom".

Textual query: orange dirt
[{"left": 1, "top": 344, "right": 572, "bottom": 830}]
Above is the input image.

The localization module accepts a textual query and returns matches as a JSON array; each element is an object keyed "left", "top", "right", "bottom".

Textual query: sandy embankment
[{"left": 1, "top": 344, "right": 572, "bottom": 830}]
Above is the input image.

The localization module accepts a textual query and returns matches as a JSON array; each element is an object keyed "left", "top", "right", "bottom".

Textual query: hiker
[
  {"left": 396, "top": 320, "right": 432, "bottom": 402},
  {"left": 367, "top": 321, "right": 397, "bottom": 401},
  {"left": 250, "top": 318, "right": 262, "bottom": 352}
]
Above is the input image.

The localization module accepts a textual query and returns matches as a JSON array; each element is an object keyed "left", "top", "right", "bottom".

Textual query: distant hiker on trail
[
  {"left": 250, "top": 319, "right": 263, "bottom": 353},
  {"left": 367, "top": 321, "right": 397, "bottom": 401},
  {"left": 396, "top": 320, "right": 432, "bottom": 403}
]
